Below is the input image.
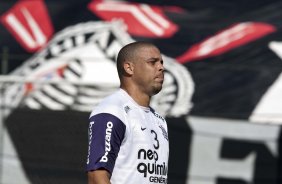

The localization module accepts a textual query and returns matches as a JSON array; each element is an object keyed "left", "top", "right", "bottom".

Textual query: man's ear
[{"left": 123, "top": 61, "right": 134, "bottom": 75}]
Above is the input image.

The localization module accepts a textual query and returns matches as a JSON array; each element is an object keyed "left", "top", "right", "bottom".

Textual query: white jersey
[{"left": 86, "top": 89, "right": 169, "bottom": 184}]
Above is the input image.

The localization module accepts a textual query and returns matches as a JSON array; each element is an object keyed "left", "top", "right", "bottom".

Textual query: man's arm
[
  {"left": 88, "top": 170, "right": 111, "bottom": 184},
  {"left": 87, "top": 113, "right": 126, "bottom": 184}
]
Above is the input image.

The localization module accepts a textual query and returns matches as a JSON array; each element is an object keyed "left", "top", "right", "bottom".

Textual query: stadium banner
[
  {"left": 1, "top": 0, "right": 282, "bottom": 184},
  {"left": 4, "top": 109, "right": 281, "bottom": 184}
]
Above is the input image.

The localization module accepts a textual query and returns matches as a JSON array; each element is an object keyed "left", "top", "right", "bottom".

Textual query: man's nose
[{"left": 158, "top": 62, "right": 164, "bottom": 71}]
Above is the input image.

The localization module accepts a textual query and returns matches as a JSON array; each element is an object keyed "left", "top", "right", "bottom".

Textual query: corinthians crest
[{"left": 3, "top": 21, "right": 195, "bottom": 117}]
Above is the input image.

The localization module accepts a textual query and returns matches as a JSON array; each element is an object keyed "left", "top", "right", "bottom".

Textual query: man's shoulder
[
  {"left": 150, "top": 107, "right": 166, "bottom": 122},
  {"left": 90, "top": 90, "right": 128, "bottom": 118}
]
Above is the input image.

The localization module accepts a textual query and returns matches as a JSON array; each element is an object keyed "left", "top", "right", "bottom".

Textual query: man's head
[{"left": 116, "top": 41, "right": 164, "bottom": 96}]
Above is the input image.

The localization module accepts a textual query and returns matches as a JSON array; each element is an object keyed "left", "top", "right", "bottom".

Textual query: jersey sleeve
[{"left": 86, "top": 113, "right": 126, "bottom": 174}]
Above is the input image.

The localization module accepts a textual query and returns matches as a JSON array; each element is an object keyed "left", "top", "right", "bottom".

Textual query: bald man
[{"left": 86, "top": 41, "right": 169, "bottom": 184}]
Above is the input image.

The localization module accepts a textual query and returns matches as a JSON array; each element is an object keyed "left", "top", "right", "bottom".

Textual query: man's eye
[{"left": 149, "top": 60, "right": 157, "bottom": 64}]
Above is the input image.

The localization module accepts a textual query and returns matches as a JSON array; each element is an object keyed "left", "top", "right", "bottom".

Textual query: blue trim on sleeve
[{"left": 86, "top": 113, "right": 126, "bottom": 174}]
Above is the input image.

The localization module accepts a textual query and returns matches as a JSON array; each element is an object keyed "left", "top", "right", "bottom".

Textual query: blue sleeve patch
[{"left": 86, "top": 113, "right": 126, "bottom": 174}]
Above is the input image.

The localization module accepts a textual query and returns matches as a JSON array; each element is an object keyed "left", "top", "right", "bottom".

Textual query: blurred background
[{"left": 1, "top": 0, "right": 282, "bottom": 183}]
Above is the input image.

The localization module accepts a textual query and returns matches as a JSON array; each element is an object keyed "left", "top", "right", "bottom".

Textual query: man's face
[{"left": 132, "top": 46, "right": 165, "bottom": 96}]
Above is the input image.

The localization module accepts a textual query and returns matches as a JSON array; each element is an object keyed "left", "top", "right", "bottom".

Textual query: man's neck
[{"left": 120, "top": 86, "right": 150, "bottom": 107}]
